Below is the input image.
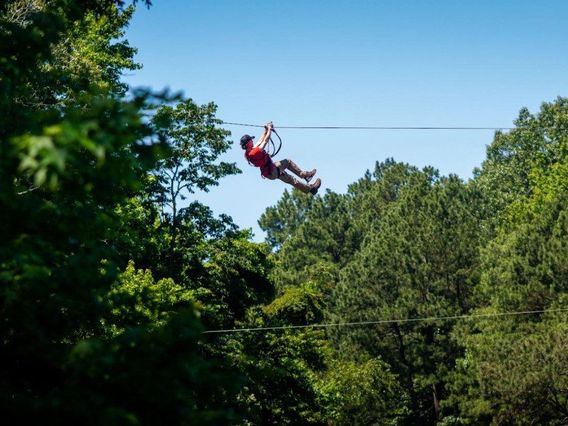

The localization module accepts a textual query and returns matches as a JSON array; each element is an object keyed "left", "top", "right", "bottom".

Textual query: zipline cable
[
  {"left": 222, "top": 121, "right": 514, "bottom": 131},
  {"left": 202, "top": 307, "right": 568, "bottom": 335}
]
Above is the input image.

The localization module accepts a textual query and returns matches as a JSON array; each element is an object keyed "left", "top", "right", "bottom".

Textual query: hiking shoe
[
  {"left": 303, "top": 169, "right": 317, "bottom": 183},
  {"left": 309, "top": 178, "right": 321, "bottom": 195}
]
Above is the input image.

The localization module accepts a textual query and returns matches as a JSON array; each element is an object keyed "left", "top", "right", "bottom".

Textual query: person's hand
[{"left": 265, "top": 121, "right": 273, "bottom": 130}]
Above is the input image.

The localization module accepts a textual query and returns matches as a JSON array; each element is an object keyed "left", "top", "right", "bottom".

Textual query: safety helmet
[{"left": 240, "top": 134, "right": 254, "bottom": 148}]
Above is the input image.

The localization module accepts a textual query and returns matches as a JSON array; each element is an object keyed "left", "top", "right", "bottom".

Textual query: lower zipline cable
[{"left": 202, "top": 307, "right": 568, "bottom": 334}]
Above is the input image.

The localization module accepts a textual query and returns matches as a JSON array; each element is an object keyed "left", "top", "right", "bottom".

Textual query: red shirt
[{"left": 245, "top": 147, "right": 276, "bottom": 177}]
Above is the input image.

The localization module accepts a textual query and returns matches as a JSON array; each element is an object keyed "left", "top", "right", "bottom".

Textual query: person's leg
[
  {"left": 276, "top": 159, "right": 316, "bottom": 182},
  {"left": 267, "top": 164, "right": 321, "bottom": 194},
  {"left": 278, "top": 171, "right": 312, "bottom": 193}
]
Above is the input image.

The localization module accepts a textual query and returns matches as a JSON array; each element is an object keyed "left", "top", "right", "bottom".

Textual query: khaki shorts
[{"left": 265, "top": 159, "right": 291, "bottom": 180}]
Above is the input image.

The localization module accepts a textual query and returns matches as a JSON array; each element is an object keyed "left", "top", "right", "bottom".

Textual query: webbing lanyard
[{"left": 267, "top": 128, "right": 282, "bottom": 157}]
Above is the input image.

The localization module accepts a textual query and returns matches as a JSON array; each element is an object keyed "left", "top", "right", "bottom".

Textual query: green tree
[
  {"left": 103, "top": 260, "right": 194, "bottom": 335},
  {"left": 151, "top": 98, "right": 240, "bottom": 228},
  {"left": 149, "top": 98, "right": 241, "bottom": 278},
  {"left": 192, "top": 232, "right": 276, "bottom": 330},
  {"left": 230, "top": 284, "right": 329, "bottom": 425},
  {"left": 1, "top": 2, "right": 244, "bottom": 423},
  {"left": 446, "top": 154, "right": 568, "bottom": 424},
  {"left": 48, "top": 4, "right": 141, "bottom": 98},
  {"left": 266, "top": 190, "right": 360, "bottom": 291},
  {"left": 259, "top": 188, "right": 316, "bottom": 250},
  {"left": 473, "top": 97, "right": 568, "bottom": 231},
  {"left": 445, "top": 312, "right": 568, "bottom": 425},
  {"left": 331, "top": 168, "right": 482, "bottom": 424},
  {"left": 62, "top": 308, "right": 245, "bottom": 425},
  {"left": 262, "top": 160, "right": 424, "bottom": 291},
  {"left": 2, "top": 1, "right": 143, "bottom": 113},
  {"left": 316, "top": 357, "right": 408, "bottom": 425}
]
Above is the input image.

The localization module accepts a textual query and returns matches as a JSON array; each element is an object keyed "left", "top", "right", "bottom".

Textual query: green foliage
[
  {"left": 145, "top": 98, "right": 242, "bottom": 284},
  {"left": 103, "top": 261, "right": 195, "bottom": 335},
  {"left": 48, "top": 4, "right": 141, "bottom": 98},
  {"left": 444, "top": 147, "right": 568, "bottom": 423},
  {"left": 263, "top": 284, "right": 324, "bottom": 325},
  {"left": 0, "top": 2, "right": 242, "bottom": 424},
  {"left": 267, "top": 189, "right": 360, "bottom": 290},
  {"left": 13, "top": 92, "right": 155, "bottom": 192},
  {"left": 194, "top": 232, "right": 276, "bottom": 328},
  {"left": 316, "top": 357, "right": 408, "bottom": 425},
  {"left": 4, "top": 0, "right": 568, "bottom": 423},
  {"left": 61, "top": 309, "right": 244, "bottom": 426},
  {"left": 476, "top": 156, "right": 568, "bottom": 312},
  {"left": 232, "top": 286, "right": 329, "bottom": 425},
  {"left": 111, "top": 194, "right": 167, "bottom": 270},
  {"left": 1, "top": 1, "right": 144, "bottom": 118},
  {"left": 151, "top": 98, "right": 240, "bottom": 217},
  {"left": 259, "top": 188, "right": 316, "bottom": 250},
  {"left": 262, "top": 159, "right": 485, "bottom": 423},
  {"left": 330, "top": 168, "right": 481, "bottom": 423},
  {"left": 261, "top": 107, "right": 568, "bottom": 421},
  {"left": 473, "top": 97, "right": 568, "bottom": 230},
  {"left": 236, "top": 328, "right": 328, "bottom": 425},
  {"left": 446, "top": 311, "right": 568, "bottom": 425}
]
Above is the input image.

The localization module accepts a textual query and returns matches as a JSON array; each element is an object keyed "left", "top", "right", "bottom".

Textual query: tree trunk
[
  {"left": 393, "top": 323, "right": 423, "bottom": 426},
  {"left": 425, "top": 325, "right": 441, "bottom": 421},
  {"left": 432, "top": 383, "right": 440, "bottom": 420},
  {"left": 168, "top": 181, "right": 178, "bottom": 274}
]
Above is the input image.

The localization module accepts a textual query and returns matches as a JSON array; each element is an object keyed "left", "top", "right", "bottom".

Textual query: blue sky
[{"left": 123, "top": 1, "right": 568, "bottom": 240}]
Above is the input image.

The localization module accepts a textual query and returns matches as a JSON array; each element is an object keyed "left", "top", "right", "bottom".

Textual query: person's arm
[{"left": 254, "top": 122, "right": 273, "bottom": 150}]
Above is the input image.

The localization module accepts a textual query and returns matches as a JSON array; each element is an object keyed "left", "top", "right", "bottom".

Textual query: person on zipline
[{"left": 240, "top": 122, "right": 322, "bottom": 195}]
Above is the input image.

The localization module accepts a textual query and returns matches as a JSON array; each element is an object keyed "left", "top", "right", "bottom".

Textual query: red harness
[{"left": 245, "top": 147, "right": 277, "bottom": 178}]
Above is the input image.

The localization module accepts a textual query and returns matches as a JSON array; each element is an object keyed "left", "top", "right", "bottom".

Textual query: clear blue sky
[{"left": 123, "top": 0, "right": 568, "bottom": 240}]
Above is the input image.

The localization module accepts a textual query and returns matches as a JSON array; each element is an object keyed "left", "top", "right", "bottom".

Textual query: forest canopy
[{"left": 1, "top": 1, "right": 567, "bottom": 424}]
